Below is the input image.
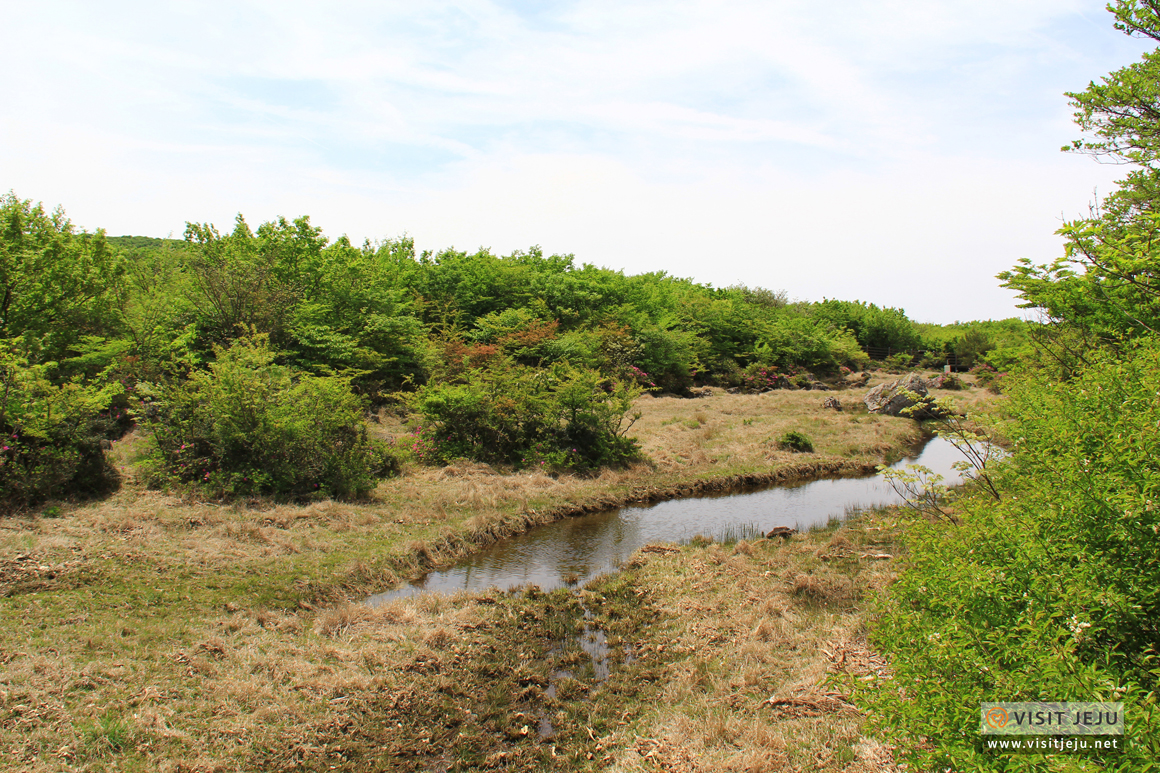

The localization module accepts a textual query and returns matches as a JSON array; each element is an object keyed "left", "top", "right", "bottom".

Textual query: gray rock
[{"left": 864, "top": 374, "right": 933, "bottom": 417}]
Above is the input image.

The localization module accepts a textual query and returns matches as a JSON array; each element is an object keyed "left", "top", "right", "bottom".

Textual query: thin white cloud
[{"left": 0, "top": 0, "right": 1151, "bottom": 322}]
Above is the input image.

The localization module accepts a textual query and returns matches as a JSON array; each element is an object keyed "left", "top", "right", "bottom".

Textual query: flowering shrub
[
  {"left": 926, "top": 373, "right": 964, "bottom": 390},
  {"left": 968, "top": 363, "right": 1006, "bottom": 393},
  {"left": 740, "top": 364, "right": 785, "bottom": 392},
  {"left": 624, "top": 365, "right": 657, "bottom": 391},
  {"left": 967, "top": 362, "right": 996, "bottom": 382}
]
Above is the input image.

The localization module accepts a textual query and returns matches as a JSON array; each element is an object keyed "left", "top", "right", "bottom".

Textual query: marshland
[
  {"left": 1, "top": 372, "right": 996, "bottom": 772},
  {"left": 9, "top": 11, "right": 1160, "bottom": 760}
]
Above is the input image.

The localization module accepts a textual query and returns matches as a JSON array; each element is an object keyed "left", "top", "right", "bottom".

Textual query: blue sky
[{"left": 1, "top": 0, "right": 1153, "bottom": 322}]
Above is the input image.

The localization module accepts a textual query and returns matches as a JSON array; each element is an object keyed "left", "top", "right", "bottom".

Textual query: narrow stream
[{"left": 367, "top": 436, "right": 969, "bottom": 604}]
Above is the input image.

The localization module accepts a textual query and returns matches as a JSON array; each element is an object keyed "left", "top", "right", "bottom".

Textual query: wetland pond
[{"left": 368, "top": 436, "right": 971, "bottom": 605}]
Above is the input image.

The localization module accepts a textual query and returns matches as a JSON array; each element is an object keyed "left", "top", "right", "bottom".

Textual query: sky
[{"left": 1, "top": 1, "right": 1155, "bottom": 323}]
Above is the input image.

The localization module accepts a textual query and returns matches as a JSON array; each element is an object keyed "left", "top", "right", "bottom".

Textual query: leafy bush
[
  {"left": 412, "top": 359, "right": 641, "bottom": 471},
  {"left": 754, "top": 315, "right": 851, "bottom": 373},
  {"left": 138, "top": 335, "right": 389, "bottom": 498},
  {"left": 812, "top": 299, "right": 922, "bottom": 351},
  {"left": 981, "top": 343, "right": 1032, "bottom": 373},
  {"left": 633, "top": 326, "right": 698, "bottom": 393},
  {"left": 0, "top": 342, "right": 122, "bottom": 511},
  {"left": 859, "top": 341, "right": 1160, "bottom": 769},
  {"left": 882, "top": 352, "right": 914, "bottom": 372},
  {"left": 776, "top": 430, "right": 814, "bottom": 453},
  {"left": 968, "top": 362, "right": 997, "bottom": 384}
]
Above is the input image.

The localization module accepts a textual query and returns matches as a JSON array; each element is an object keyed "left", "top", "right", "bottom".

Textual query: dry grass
[
  {"left": 0, "top": 374, "right": 997, "bottom": 771},
  {"left": 581, "top": 516, "right": 905, "bottom": 773}
]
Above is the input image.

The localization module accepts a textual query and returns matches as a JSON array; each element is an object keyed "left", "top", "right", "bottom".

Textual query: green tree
[
  {"left": 0, "top": 193, "right": 125, "bottom": 360},
  {"left": 812, "top": 299, "right": 921, "bottom": 352},
  {"left": 183, "top": 215, "right": 306, "bottom": 347},
  {"left": 1001, "top": 1, "right": 1160, "bottom": 345},
  {"left": 286, "top": 235, "right": 429, "bottom": 393}
]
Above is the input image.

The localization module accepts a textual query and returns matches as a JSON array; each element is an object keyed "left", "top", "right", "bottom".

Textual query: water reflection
[{"left": 367, "top": 436, "right": 970, "bottom": 604}]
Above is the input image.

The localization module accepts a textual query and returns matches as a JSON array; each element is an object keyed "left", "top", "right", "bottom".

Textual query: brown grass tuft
[
  {"left": 792, "top": 571, "right": 856, "bottom": 605},
  {"left": 313, "top": 604, "right": 371, "bottom": 637}
]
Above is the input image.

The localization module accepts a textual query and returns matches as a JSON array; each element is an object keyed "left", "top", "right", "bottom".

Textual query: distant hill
[{"left": 106, "top": 235, "right": 187, "bottom": 250}]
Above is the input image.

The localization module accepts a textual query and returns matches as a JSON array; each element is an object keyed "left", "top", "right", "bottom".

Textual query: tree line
[{"left": 0, "top": 193, "right": 1027, "bottom": 507}]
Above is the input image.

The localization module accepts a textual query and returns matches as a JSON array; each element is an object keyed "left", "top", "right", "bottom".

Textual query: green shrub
[
  {"left": 0, "top": 194, "right": 127, "bottom": 362},
  {"left": 968, "top": 362, "right": 997, "bottom": 384},
  {"left": 0, "top": 341, "right": 122, "bottom": 511},
  {"left": 754, "top": 315, "right": 846, "bottom": 373},
  {"left": 789, "top": 373, "right": 813, "bottom": 389},
  {"left": 138, "top": 335, "right": 389, "bottom": 498},
  {"left": 412, "top": 359, "right": 641, "bottom": 471},
  {"left": 633, "top": 326, "right": 698, "bottom": 393},
  {"left": 859, "top": 340, "right": 1160, "bottom": 769},
  {"left": 882, "top": 351, "right": 913, "bottom": 372},
  {"left": 776, "top": 430, "right": 814, "bottom": 453}
]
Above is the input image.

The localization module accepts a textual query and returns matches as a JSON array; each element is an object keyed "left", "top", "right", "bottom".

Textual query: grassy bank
[{"left": 0, "top": 377, "right": 995, "bottom": 771}]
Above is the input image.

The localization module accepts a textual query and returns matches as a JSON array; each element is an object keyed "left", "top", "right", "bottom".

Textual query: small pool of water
[{"left": 368, "top": 436, "right": 969, "bottom": 604}]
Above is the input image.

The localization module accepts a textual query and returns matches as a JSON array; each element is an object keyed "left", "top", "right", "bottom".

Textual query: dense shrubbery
[
  {"left": 138, "top": 336, "right": 390, "bottom": 498},
  {"left": 0, "top": 193, "right": 126, "bottom": 362},
  {"left": 409, "top": 359, "right": 640, "bottom": 471},
  {"left": 0, "top": 342, "right": 123, "bottom": 510},
  {"left": 740, "top": 364, "right": 786, "bottom": 392},
  {"left": 863, "top": 343, "right": 1160, "bottom": 769}
]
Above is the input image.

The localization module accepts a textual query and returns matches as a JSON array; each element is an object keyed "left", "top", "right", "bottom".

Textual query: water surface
[{"left": 368, "top": 436, "right": 967, "bottom": 603}]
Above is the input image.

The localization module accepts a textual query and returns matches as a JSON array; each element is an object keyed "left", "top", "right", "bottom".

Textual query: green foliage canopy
[{"left": 0, "top": 193, "right": 125, "bottom": 361}]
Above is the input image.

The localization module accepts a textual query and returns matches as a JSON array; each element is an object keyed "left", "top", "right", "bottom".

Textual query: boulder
[{"left": 863, "top": 374, "right": 934, "bottom": 417}]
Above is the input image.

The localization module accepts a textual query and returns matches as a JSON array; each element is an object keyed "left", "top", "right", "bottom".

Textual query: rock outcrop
[{"left": 863, "top": 374, "right": 935, "bottom": 417}]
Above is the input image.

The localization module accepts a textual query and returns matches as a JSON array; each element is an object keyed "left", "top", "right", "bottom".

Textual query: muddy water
[{"left": 367, "top": 436, "right": 968, "bottom": 604}]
